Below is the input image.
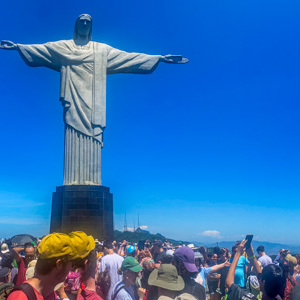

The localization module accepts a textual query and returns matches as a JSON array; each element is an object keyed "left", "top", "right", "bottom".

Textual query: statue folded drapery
[{"left": 17, "top": 40, "right": 161, "bottom": 185}]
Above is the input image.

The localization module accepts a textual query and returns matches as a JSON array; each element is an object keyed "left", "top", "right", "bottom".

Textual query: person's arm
[
  {"left": 12, "top": 246, "right": 24, "bottom": 263},
  {"left": 210, "top": 261, "right": 231, "bottom": 273},
  {"left": 245, "top": 245, "right": 261, "bottom": 275},
  {"left": 273, "top": 250, "right": 283, "bottom": 265},
  {"left": 226, "top": 240, "right": 246, "bottom": 289}
]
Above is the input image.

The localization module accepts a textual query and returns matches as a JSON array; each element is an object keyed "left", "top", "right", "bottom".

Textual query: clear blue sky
[{"left": 1, "top": 0, "right": 300, "bottom": 244}]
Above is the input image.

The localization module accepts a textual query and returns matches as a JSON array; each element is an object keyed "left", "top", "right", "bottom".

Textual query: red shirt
[
  {"left": 15, "top": 257, "right": 27, "bottom": 285},
  {"left": 78, "top": 290, "right": 103, "bottom": 300},
  {"left": 283, "top": 276, "right": 297, "bottom": 300},
  {"left": 7, "top": 283, "right": 55, "bottom": 300}
]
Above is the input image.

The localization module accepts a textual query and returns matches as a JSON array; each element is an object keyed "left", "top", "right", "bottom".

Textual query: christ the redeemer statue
[{"left": 0, "top": 14, "right": 188, "bottom": 186}]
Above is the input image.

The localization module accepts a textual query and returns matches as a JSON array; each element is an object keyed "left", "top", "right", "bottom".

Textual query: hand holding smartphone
[{"left": 245, "top": 235, "right": 253, "bottom": 249}]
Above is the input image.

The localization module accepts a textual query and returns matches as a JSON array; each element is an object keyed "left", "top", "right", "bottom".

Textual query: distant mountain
[
  {"left": 135, "top": 227, "right": 150, "bottom": 234},
  {"left": 114, "top": 230, "right": 300, "bottom": 255},
  {"left": 203, "top": 241, "right": 300, "bottom": 255},
  {"left": 114, "top": 229, "right": 189, "bottom": 245}
]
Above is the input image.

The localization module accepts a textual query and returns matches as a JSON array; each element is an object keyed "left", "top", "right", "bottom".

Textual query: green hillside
[{"left": 114, "top": 229, "right": 190, "bottom": 246}]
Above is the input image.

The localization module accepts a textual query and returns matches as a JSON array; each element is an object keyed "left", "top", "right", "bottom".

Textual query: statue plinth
[{"left": 50, "top": 185, "right": 114, "bottom": 240}]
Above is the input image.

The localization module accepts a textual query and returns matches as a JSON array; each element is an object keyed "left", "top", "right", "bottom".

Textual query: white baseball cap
[{"left": 1, "top": 243, "right": 9, "bottom": 254}]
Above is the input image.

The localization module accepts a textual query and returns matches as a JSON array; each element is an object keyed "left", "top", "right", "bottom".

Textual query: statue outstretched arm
[
  {"left": 106, "top": 47, "right": 189, "bottom": 75},
  {"left": 0, "top": 40, "right": 17, "bottom": 50},
  {"left": 1, "top": 41, "right": 65, "bottom": 72}
]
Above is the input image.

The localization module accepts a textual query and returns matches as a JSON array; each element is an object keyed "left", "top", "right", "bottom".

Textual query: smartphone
[
  {"left": 245, "top": 235, "right": 253, "bottom": 248},
  {"left": 138, "top": 240, "right": 145, "bottom": 251}
]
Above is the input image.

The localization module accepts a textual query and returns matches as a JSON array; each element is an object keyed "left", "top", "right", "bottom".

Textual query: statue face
[{"left": 77, "top": 16, "right": 92, "bottom": 38}]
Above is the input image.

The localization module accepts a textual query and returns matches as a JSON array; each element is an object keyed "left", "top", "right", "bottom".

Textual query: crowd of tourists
[{"left": 0, "top": 233, "right": 300, "bottom": 300}]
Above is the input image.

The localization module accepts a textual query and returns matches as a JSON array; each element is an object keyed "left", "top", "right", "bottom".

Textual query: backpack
[
  {"left": 0, "top": 283, "right": 14, "bottom": 300},
  {"left": 6, "top": 283, "right": 37, "bottom": 300}
]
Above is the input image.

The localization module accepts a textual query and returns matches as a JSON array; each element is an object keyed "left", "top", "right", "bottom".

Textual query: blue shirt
[
  {"left": 198, "top": 267, "right": 211, "bottom": 288},
  {"left": 230, "top": 256, "right": 249, "bottom": 288}
]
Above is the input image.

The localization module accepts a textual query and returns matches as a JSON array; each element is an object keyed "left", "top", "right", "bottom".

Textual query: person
[
  {"left": 111, "top": 256, "right": 144, "bottom": 300},
  {"left": 0, "top": 267, "right": 14, "bottom": 297},
  {"left": 279, "top": 256, "right": 297, "bottom": 300},
  {"left": 173, "top": 246, "right": 206, "bottom": 300},
  {"left": 12, "top": 242, "right": 36, "bottom": 285},
  {"left": 218, "top": 248, "right": 231, "bottom": 297},
  {"left": 207, "top": 253, "right": 221, "bottom": 300},
  {"left": 96, "top": 267, "right": 111, "bottom": 300},
  {"left": 0, "top": 14, "right": 188, "bottom": 186},
  {"left": 226, "top": 240, "right": 285, "bottom": 300},
  {"left": 7, "top": 233, "right": 75, "bottom": 300},
  {"left": 256, "top": 246, "right": 272, "bottom": 268},
  {"left": 137, "top": 257, "right": 155, "bottom": 299},
  {"left": 99, "top": 241, "right": 123, "bottom": 300},
  {"left": 195, "top": 254, "right": 230, "bottom": 290},
  {"left": 126, "top": 246, "right": 136, "bottom": 258},
  {"left": 148, "top": 263, "right": 195, "bottom": 299},
  {"left": 153, "top": 241, "right": 167, "bottom": 268},
  {"left": 70, "top": 231, "right": 101, "bottom": 300},
  {"left": 1, "top": 243, "right": 10, "bottom": 256},
  {"left": 230, "top": 245, "right": 249, "bottom": 288}
]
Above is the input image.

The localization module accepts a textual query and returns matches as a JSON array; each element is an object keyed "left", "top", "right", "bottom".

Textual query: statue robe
[{"left": 17, "top": 40, "right": 160, "bottom": 185}]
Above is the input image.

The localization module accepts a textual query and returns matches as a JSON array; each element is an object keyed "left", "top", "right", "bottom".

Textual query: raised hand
[
  {"left": 160, "top": 54, "right": 189, "bottom": 64},
  {"left": 0, "top": 40, "right": 17, "bottom": 50},
  {"left": 224, "top": 260, "right": 231, "bottom": 267},
  {"left": 246, "top": 244, "right": 255, "bottom": 258},
  {"left": 237, "top": 240, "right": 246, "bottom": 255}
]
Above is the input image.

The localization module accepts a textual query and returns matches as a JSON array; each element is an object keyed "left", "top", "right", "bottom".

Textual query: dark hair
[
  {"left": 24, "top": 243, "right": 34, "bottom": 250},
  {"left": 96, "top": 267, "right": 111, "bottom": 298},
  {"left": 73, "top": 250, "right": 97, "bottom": 281},
  {"left": 73, "top": 14, "right": 92, "bottom": 41},
  {"left": 213, "top": 247, "right": 221, "bottom": 256},
  {"left": 1, "top": 252, "right": 14, "bottom": 268},
  {"left": 173, "top": 255, "right": 197, "bottom": 280},
  {"left": 199, "top": 246, "right": 207, "bottom": 263},
  {"left": 103, "top": 241, "right": 114, "bottom": 249},
  {"left": 262, "top": 264, "right": 285, "bottom": 298},
  {"left": 257, "top": 246, "right": 265, "bottom": 253},
  {"left": 35, "top": 256, "right": 69, "bottom": 275},
  {"left": 280, "top": 250, "right": 288, "bottom": 258},
  {"left": 153, "top": 241, "right": 163, "bottom": 248},
  {"left": 137, "top": 252, "right": 146, "bottom": 263},
  {"left": 96, "top": 244, "right": 104, "bottom": 253},
  {"left": 161, "top": 255, "right": 174, "bottom": 264},
  {"left": 232, "top": 246, "right": 237, "bottom": 253}
]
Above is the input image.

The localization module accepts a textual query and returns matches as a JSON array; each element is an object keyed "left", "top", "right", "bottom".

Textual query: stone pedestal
[{"left": 50, "top": 185, "right": 113, "bottom": 240}]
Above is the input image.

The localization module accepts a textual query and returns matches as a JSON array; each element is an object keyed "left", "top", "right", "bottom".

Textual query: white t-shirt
[
  {"left": 258, "top": 255, "right": 272, "bottom": 267},
  {"left": 99, "top": 253, "right": 124, "bottom": 300}
]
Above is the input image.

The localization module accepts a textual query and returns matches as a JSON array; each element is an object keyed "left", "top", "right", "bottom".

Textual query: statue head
[{"left": 73, "top": 14, "right": 92, "bottom": 41}]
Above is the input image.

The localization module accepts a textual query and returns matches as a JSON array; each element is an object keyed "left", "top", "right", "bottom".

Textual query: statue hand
[
  {"left": 0, "top": 40, "right": 17, "bottom": 50},
  {"left": 161, "top": 54, "right": 189, "bottom": 64}
]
